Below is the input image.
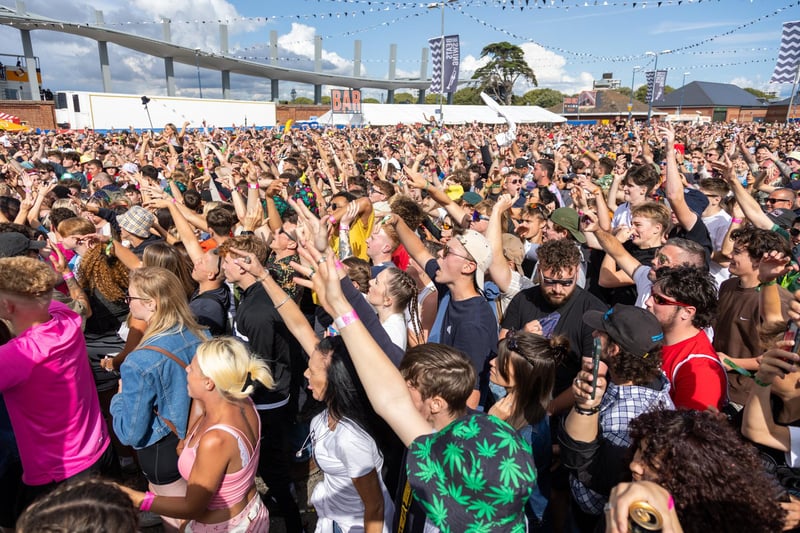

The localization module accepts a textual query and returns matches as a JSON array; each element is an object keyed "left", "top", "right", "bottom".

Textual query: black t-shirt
[
  {"left": 425, "top": 259, "right": 499, "bottom": 390},
  {"left": 669, "top": 216, "right": 713, "bottom": 258},
  {"left": 501, "top": 286, "right": 607, "bottom": 395},
  {"left": 190, "top": 285, "right": 231, "bottom": 336},
  {"left": 607, "top": 243, "right": 659, "bottom": 306}
]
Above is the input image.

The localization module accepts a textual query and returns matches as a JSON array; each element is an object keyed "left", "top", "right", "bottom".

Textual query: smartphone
[
  {"left": 590, "top": 337, "right": 602, "bottom": 400},
  {"left": 784, "top": 323, "right": 800, "bottom": 354}
]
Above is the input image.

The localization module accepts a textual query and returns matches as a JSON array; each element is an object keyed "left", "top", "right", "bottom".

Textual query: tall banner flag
[
  {"left": 646, "top": 70, "right": 668, "bottom": 103},
  {"left": 429, "top": 35, "right": 460, "bottom": 94},
  {"left": 772, "top": 21, "right": 800, "bottom": 83}
]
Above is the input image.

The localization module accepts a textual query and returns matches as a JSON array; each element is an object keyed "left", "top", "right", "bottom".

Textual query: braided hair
[{"left": 384, "top": 266, "right": 422, "bottom": 345}]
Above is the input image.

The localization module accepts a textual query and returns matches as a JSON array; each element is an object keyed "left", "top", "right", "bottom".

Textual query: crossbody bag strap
[{"left": 143, "top": 344, "right": 190, "bottom": 438}]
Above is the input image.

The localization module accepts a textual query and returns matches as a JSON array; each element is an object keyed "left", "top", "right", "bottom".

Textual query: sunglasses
[
  {"left": 541, "top": 275, "right": 574, "bottom": 287},
  {"left": 471, "top": 210, "right": 490, "bottom": 223},
  {"left": 442, "top": 244, "right": 474, "bottom": 262},
  {"left": 766, "top": 198, "right": 790, "bottom": 204},
  {"left": 278, "top": 227, "right": 297, "bottom": 242},
  {"left": 651, "top": 292, "right": 693, "bottom": 308},
  {"left": 791, "top": 227, "right": 800, "bottom": 237}
]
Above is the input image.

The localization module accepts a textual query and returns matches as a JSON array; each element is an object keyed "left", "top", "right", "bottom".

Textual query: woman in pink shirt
[{"left": 121, "top": 337, "right": 273, "bottom": 532}]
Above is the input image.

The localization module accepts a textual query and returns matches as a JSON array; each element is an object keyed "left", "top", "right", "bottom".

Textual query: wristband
[
  {"left": 240, "top": 230, "right": 254, "bottom": 235},
  {"left": 731, "top": 217, "right": 743, "bottom": 224},
  {"left": 62, "top": 272, "right": 75, "bottom": 281},
  {"left": 667, "top": 494, "right": 674, "bottom": 511},
  {"left": 248, "top": 183, "right": 258, "bottom": 189},
  {"left": 329, "top": 217, "right": 337, "bottom": 225},
  {"left": 140, "top": 491, "right": 155, "bottom": 512},
  {"left": 339, "top": 224, "right": 350, "bottom": 231},
  {"left": 171, "top": 197, "right": 176, "bottom": 204},
  {"left": 274, "top": 294, "right": 291, "bottom": 310},
  {"left": 573, "top": 404, "right": 600, "bottom": 415},
  {"left": 424, "top": 182, "right": 430, "bottom": 191},
  {"left": 334, "top": 310, "right": 359, "bottom": 330},
  {"left": 753, "top": 376, "right": 771, "bottom": 387}
]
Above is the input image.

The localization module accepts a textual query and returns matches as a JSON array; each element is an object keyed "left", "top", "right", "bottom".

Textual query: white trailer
[{"left": 54, "top": 91, "right": 276, "bottom": 132}]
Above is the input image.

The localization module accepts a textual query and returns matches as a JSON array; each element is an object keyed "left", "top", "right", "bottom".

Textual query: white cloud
[{"left": 459, "top": 43, "right": 595, "bottom": 97}]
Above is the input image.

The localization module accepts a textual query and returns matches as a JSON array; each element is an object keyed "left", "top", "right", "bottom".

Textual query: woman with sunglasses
[
  {"left": 488, "top": 331, "right": 567, "bottom": 530},
  {"left": 110, "top": 267, "right": 208, "bottom": 531}
]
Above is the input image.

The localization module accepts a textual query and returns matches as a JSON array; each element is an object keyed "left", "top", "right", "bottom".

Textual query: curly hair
[
  {"left": 629, "top": 409, "right": 785, "bottom": 533},
  {"left": 217, "top": 235, "right": 268, "bottom": 265},
  {"left": 537, "top": 238, "right": 581, "bottom": 274},
  {"left": 0, "top": 257, "right": 57, "bottom": 299},
  {"left": 607, "top": 344, "right": 663, "bottom": 385},
  {"left": 653, "top": 266, "right": 717, "bottom": 329},
  {"left": 388, "top": 194, "right": 426, "bottom": 230},
  {"left": 731, "top": 226, "right": 792, "bottom": 261},
  {"left": 400, "top": 343, "right": 476, "bottom": 417},
  {"left": 78, "top": 243, "right": 130, "bottom": 303},
  {"left": 16, "top": 478, "right": 138, "bottom": 532},
  {"left": 495, "top": 331, "right": 568, "bottom": 428}
]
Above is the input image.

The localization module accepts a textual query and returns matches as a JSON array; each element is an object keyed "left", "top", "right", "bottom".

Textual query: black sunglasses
[{"left": 540, "top": 275, "right": 574, "bottom": 287}]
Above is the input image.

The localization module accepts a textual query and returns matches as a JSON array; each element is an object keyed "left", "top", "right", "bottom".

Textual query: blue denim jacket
[{"left": 110, "top": 327, "right": 205, "bottom": 449}]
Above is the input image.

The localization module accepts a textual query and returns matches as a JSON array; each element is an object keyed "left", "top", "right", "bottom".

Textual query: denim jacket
[{"left": 110, "top": 327, "right": 205, "bottom": 449}]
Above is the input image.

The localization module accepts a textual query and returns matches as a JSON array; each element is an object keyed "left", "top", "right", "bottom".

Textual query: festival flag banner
[
  {"left": 429, "top": 34, "right": 460, "bottom": 94},
  {"left": 646, "top": 70, "right": 668, "bottom": 103},
  {"left": 772, "top": 20, "right": 800, "bottom": 83}
]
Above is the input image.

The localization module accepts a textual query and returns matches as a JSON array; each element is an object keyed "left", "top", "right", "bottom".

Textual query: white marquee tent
[{"left": 315, "top": 103, "right": 566, "bottom": 126}]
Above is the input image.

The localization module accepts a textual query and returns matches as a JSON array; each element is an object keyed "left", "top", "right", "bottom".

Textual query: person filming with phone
[{"left": 559, "top": 304, "right": 674, "bottom": 532}]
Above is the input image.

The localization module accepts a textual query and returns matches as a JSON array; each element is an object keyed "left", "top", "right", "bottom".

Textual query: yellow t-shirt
[{"left": 331, "top": 209, "right": 375, "bottom": 261}]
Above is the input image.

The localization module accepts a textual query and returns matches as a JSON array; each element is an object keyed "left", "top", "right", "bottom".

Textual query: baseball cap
[
  {"left": 461, "top": 191, "right": 483, "bottom": 206},
  {"left": 0, "top": 232, "right": 47, "bottom": 258},
  {"left": 583, "top": 304, "right": 664, "bottom": 358},
  {"left": 514, "top": 157, "right": 530, "bottom": 169},
  {"left": 786, "top": 151, "right": 800, "bottom": 162},
  {"left": 117, "top": 205, "right": 155, "bottom": 239},
  {"left": 549, "top": 207, "right": 586, "bottom": 244},
  {"left": 454, "top": 229, "right": 492, "bottom": 291},
  {"left": 502, "top": 233, "right": 525, "bottom": 275},
  {"left": 406, "top": 413, "right": 536, "bottom": 532},
  {"left": 767, "top": 207, "right": 795, "bottom": 230},
  {"left": 683, "top": 188, "right": 709, "bottom": 218}
]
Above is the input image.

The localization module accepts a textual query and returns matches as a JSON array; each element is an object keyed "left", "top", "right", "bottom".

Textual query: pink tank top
[{"left": 177, "top": 409, "right": 261, "bottom": 510}]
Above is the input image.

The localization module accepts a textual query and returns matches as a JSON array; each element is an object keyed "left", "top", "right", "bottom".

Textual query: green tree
[
  {"left": 519, "top": 88, "right": 564, "bottom": 108},
  {"left": 634, "top": 84, "right": 674, "bottom": 103},
  {"left": 453, "top": 87, "right": 482, "bottom": 105},
  {"left": 394, "top": 92, "right": 415, "bottom": 104},
  {"left": 363, "top": 97, "right": 380, "bottom": 103},
  {"left": 425, "top": 93, "right": 442, "bottom": 104},
  {"left": 744, "top": 87, "right": 773, "bottom": 100},
  {"left": 321, "top": 96, "right": 331, "bottom": 105},
  {"left": 471, "top": 42, "right": 536, "bottom": 105},
  {"left": 293, "top": 96, "right": 314, "bottom": 105}
]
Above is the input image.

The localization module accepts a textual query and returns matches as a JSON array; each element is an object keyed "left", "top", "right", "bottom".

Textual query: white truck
[{"left": 54, "top": 91, "right": 277, "bottom": 132}]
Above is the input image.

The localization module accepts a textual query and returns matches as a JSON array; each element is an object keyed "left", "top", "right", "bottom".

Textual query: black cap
[
  {"left": 583, "top": 304, "right": 663, "bottom": 358},
  {"left": 514, "top": 157, "right": 530, "bottom": 169},
  {"left": 0, "top": 232, "right": 46, "bottom": 258}
]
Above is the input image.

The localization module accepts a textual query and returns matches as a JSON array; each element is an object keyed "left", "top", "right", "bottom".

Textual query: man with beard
[{"left": 500, "top": 239, "right": 606, "bottom": 416}]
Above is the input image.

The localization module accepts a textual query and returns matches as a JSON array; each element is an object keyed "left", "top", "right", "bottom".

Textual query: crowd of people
[{"left": 1, "top": 115, "right": 800, "bottom": 532}]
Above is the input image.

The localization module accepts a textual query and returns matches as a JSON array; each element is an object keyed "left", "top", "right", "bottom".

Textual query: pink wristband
[
  {"left": 339, "top": 224, "right": 350, "bottom": 231},
  {"left": 667, "top": 494, "right": 674, "bottom": 511},
  {"left": 248, "top": 183, "right": 258, "bottom": 189},
  {"left": 731, "top": 217, "right": 743, "bottom": 224},
  {"left": 140, "top": 491, "right": 155, "bottom": 512},
  {"left": 329, "top": 217, "right": 337, "bottom": 225},
  {"left": 62, "top": 272, "right": 75, "bottom": 281},
  {"left": 334, "top": 310, "right": 359, "bottom": 330}
]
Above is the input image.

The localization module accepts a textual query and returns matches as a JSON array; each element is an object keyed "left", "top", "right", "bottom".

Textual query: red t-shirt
[{"left": 661, "top": 330, "right": 727, "bottom": 411}]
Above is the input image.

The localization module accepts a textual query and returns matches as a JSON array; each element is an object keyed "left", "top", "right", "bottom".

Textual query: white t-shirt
[
  {"left": 702, "top": 210, "right": 732, "bottom": 252},
  {"left": 382, "top": 312, "right": 408, "bottom": 351},
  {"left": 787, "top": 426, "right": 800, "bottom": 468},
  {"left": 310, "top": 412, "right": 393, "bottom": 533},
  {"left": 612, "top": 203, "right": 632, "bottom": 229}
]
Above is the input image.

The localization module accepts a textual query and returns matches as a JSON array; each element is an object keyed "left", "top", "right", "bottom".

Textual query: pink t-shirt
[{"left": 0, "top": 300, "right": 109, "bottom": 485}]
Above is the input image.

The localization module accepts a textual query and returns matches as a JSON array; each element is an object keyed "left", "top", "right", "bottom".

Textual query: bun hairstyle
[
  {"left": 195, "top": 337, "right": 273, "bottom": 401},
  {"left": 495, "top": 331, "right": 570, "bottom": 428}
]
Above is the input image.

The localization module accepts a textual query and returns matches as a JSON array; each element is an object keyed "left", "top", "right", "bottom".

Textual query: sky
[{"left": 0, "top": 0, "right": 797, "bottom": 103}]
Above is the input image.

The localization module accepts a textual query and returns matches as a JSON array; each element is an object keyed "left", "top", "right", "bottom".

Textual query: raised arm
[{"left": 660, "top": 124, "right": 696, "bottom": 231}]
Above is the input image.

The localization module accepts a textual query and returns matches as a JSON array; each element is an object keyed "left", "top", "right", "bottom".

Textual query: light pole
[
  {"left": 628, "top": 65, "right": 641, "bottom": 122},
  {"left": 677, "top": 71, "right": 690, "bottom": 116},
  {"left": 427, "top": 0, "right": 457, "bottom": 125},
  {"left": 645, "top": 49, "right": 671, "bottom": 124},
  {"left": 195, "top": 49, "right": 203, "bottom": 99}
]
